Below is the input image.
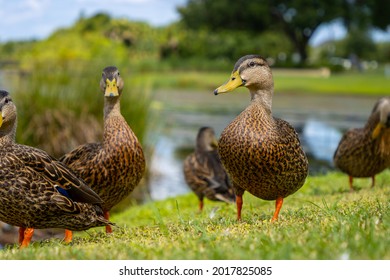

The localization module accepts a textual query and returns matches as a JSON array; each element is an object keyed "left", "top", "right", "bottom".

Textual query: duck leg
[
  {"left": 236, "top": 194, "right": 243, "bottom": 221},
  {"left": 18, "top": 227, "right": 25, "bottom": 245},
  {"left": 371, "top": 176, "right": 375, "bottom": 188},
  {"left": 349, "top": 176, "right": 354, "bottom": 192},
  {"left": 104, "top": 211, "right": 112, "bottom": 233},
  {"left": 198, "top": 198, "right": 204, "bottom": 212},
  {"left": 64, "top": 229, "right": 73, "bottom": 243},
  {"left": 271, "top": 197, "right": 283, "bottom": 222},
  {"left": 20, "top": 228, "right": 34, "bottom": 248}
]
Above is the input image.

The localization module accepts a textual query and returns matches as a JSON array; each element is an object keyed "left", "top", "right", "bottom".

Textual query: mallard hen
[
  {"left": 334, "top": 97, "right": 390, "bottom": 191},
  {"left": 60, "top": 66, "right": 145, "bottom": 241},
  {"left": 213, "top": 55, "right": 308, "bottom": 221},
  {"left": 183, "top": 127, "right": 235, "bottom": 211},
  {"left": 0, "top": 90, "right": 110, "bottom": 248}
]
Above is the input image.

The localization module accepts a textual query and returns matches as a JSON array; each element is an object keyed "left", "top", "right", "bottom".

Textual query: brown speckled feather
[
  {"left": 334, "top": 97, "right": 390, "bottom": 180},
  {"left": 214, "top": 55, "right": 308, "bottom": 221},
  {"left": 60, "top": 66, "right": 145, "bottom": 213},
  {"left": 183, "top": 131, "right": 235, "bottom": 204},
  {"left": 60, "top": 115, "right": 145, "bottom": 211},
  {"left": 0, "top": 90, "right": 110, "bottom": 231},
  {"left": 218, "top": 103, "right": 308, "bottom": 200}
]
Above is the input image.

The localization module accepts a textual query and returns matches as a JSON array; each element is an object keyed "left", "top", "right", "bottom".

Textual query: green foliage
[
  {"left": 344, "top": 30, "right": 378, "bottom": 60},
  {"left": 178, "top": 0, "right": 270, "bottom": 31},
  {"left": 377, "top": 42, "right": 390, "bottom": 63},
  {"left": 0, "top": 13, "right": 162, "bottom": 72},
  {"left": 1, "top": 171, "right": 389, "bottom": 259},
  {"left": 159, "top": 23, "right": 294, "bottom": 69},
  {"left": 341, "top": 0, "right": 390, "bottom": 31},
  {"left": 178, "top": 0, "right": 344, "bottom": 65},
  {"left": 1, "top": 11, "right": 389, "bottom": 72},
  {"left": 370, "top": 0, "right": 390, "bottom": 30}
]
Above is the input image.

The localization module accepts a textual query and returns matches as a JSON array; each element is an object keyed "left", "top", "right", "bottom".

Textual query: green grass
[
  {"left": 274, "top": 71, "right": 390, "bottom": 95},
  {"left": 137, "top": 69, "right": 390, "bottom": 96},
  {"left": 1, "top": 170, "right": 389, "bottom": 260}
]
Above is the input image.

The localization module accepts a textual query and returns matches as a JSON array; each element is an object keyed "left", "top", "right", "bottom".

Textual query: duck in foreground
[
  {"left": 183, "top": 127, "right": 235, "bottom": 211},
  {"left": 334, "top": 97, "right": 390, "bottom": 191},
  {"left": 60, "top": 66, "right": 145, "bottom": 241},
  {"left": 0, "top": 90, "right": 110, "bottom": 248},
  {"left": 213, "top": 55, "right": 308, "bottom": 221}
]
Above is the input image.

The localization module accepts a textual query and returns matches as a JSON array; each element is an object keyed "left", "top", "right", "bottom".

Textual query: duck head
[
  {"left": 0, "top": 90, "right": 17, "bottom": 133},
  {"left": 196, "top": 127, "right": 218, "bottom": 152},
  {"left": 100, "top": 66, "right": 124, "bottom": 98},
  {"left": 214, "top": 55, "right": 273, "bottom": 95},
  {"left": 372, "top": 97, "right": 390, "bottom": 139}
]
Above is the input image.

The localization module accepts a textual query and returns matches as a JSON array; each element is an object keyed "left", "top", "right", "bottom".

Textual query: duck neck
[
  {"left": 0, "top": 118, "right": 16, "bottom": 146},
  {"left": 103, "top": 96, "right": 125, "bottom": 149},
  {"left": 249, "top": 88, "right": 273, "bottom": 116},
  {"left": 365, "top": 111, "right": 380, "bottom": 132},
  {"left": 104, "top": 96, "right": 121, "bottom": 119}
]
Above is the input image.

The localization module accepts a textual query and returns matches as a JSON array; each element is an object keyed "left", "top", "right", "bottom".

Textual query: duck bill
[
  {"left": 0, "top": 114, "right": 2, "bottom": 128},
  {"left": 104, "top": 78, "right": 119, "bottom": 97},
  {"left": 372, "top": 122, "right": 384, "bottom": 139},
  {"left": 211, "top": 138, "right": 218, "bottom": 148},
  {"left": 214, "top": 71, "right": 243, "bottom": 95}
]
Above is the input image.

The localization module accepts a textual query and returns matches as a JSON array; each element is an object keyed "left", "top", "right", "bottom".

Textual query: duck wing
[{"left": 15, "top": 144, "right": 103, "bottom": 205}]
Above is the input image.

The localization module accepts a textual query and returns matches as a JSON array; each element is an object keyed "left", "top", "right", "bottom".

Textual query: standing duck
[
  {"left": 183, "top": 127, "right": 235, "bottom": 211},
  {"left": 213, "top": 55, "right": 308, "bottom": 221},
  {"left": 60, "top": 66, "right": 145, "bottom": 241},
  {"left": 334, "top": 97, "right": 390, "bottom": 191},
  {"left": 0, "top": 90, "right": 110, "bottom": 248}
]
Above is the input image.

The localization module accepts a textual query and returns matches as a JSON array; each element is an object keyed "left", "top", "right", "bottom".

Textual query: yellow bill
[
  {"left": 372, "top": 122, "right": 384, "bottom": 139},
  {"left": 211, "top": 138, "right": 218, "bottom": 148},
  {"left": 214, "top": 71, "right": 243, "bottom": 95},
  {"left": 104, "top": 78, "right": 119, "bottom": 97},
  {"left": 0, "top": 114, "right": 2, "bottom": 128}
]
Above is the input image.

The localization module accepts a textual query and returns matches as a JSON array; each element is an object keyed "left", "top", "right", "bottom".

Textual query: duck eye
[
  {"left": 117, "top": 72, "right": 120, "bottom": 76},
  {"left": 4, "top": 98, "right": 10, "bottom": 104},
  {"left": 249, "top": 61, "right": 256, "bottom": 67}
]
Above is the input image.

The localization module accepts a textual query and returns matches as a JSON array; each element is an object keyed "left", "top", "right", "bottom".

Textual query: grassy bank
[{"left": 1, "top": 170, "right": 389, "bottom": 260}]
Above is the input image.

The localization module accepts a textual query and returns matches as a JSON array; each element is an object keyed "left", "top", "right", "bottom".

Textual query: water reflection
[
  {"left": 303, "top": 118, "right": 342, "bottom": 165},
  {"left": 148, "top": 90, "right": 379, "bottom": 200}
]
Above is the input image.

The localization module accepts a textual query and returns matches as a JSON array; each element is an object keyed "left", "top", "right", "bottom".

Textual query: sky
[
  {"left": 0, "top": 0, "right": 187, "bottom": 41},
  {"left": 0, "top": 0, "right": 389, "bottom": 46}
]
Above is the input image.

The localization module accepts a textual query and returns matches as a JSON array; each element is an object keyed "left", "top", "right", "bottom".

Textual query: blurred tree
[
  {"left": 341, "top": 0, "right": 390, "bottom": 31},
  {"left": 178, "top": 0, "right": 343, "bottom": 65},
  {"left": 370, "top": 0, "right": 390, "bottom": 30},
  {"left": 339, "top": 0, "right": 388, "bottom": 62}
]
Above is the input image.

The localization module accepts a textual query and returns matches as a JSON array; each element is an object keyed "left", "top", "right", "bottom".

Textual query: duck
[
  {"left": 60, "top": 66, "right": 145, "bottom": 241},
  {"left": 0, "top": 90, "right": 111, "bottom": 248},
  {"left": 183, "top": 127, "right": 235, "bottom": 211},
  {"left": 334, "top": 97, "right": 390, "bottom": 191},
  {"left": 213, "top": 55, "right": 308, "bottom": 221}
]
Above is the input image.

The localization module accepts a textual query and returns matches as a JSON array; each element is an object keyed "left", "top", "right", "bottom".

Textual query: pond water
[{"left": 147, "top": 89, "right": 382, "bottom": 201}]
